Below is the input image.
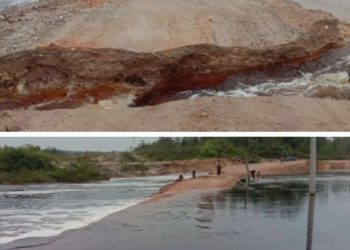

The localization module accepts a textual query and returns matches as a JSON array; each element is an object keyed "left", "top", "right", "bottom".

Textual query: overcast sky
[{"left": 0, "top": 137, "right": 159, "bottom": 152}]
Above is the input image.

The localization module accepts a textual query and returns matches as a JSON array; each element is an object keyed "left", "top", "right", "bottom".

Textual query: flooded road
[
  {"left": 130, "top": 174, "right": 350, "bottom": 250},
  {"left": 2, "top": 174, "right": 350, "bottom": 250}
]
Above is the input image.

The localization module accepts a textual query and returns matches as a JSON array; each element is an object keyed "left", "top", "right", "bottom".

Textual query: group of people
[
  {"left": 176, "top": 159, "right": 260, "bottom": 182},
  {"left": 176, "top": 160, "right": 223, "bottom": 182}
]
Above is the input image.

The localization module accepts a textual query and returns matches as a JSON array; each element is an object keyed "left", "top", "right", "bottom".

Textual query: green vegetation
[
  {"left": 0, "top": 146, "right": 107, "bottom": 184},
  {"left": 135, "top": 138, "right": 350, "bottom": 162},
  {"left": 121, "top": 163, "right": 149, "bottom": 173},
  {"left": 119, "top": 152, "right": 137, "bottom": 163}
]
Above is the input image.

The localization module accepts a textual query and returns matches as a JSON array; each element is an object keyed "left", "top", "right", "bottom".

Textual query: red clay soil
[{"left": 0, "top": 19, "right": 344, "bottom": 110}]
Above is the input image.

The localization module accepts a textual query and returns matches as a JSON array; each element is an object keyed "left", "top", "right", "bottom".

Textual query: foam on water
[
  {"left": 0, "top": 189, "right": 86, "bottom": 195},
  {"left": 0, "top": 175, "right": 176, "bottom": 245},
  {"left": 0, "top": 200, "right": 143, "bottom": 244},
  {"left": 184, "top": 71, "right": 350, "bottom": 99}
]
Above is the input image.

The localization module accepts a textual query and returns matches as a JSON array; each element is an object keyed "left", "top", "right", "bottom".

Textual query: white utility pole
[
  {"left": 244, "top": 157, "right": 250, "bottom": 185},
  {"left": 309, "top": 137, "right": 317, "bottom": 195}
]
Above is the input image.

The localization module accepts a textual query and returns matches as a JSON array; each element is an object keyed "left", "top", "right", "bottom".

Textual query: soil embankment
[
  {"left": 153, "top": 159, "right": 350, "bottom": 197},
  {"left": 0, "top": 19, "right": 343, "bottom": 110},
  {"left": 0, "top": 0, "right": 347, "bottom": 111}
]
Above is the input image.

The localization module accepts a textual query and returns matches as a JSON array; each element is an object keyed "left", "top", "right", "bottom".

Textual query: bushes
[
  {"left": 135, "top": 137, "right": 350, "bottom": 162},
  {"left": 0, "top": 170, "right": 54, "bottom": 184},
  {"left": 0, "top": 146, "right": 54, "bottom": 172},
  {"left": 50, "top": 162, "right": 107, "bottom": 183},
  {"left": 121, "top": 163, "right": 149, "bottom": 173},
  {"left": 120, "top": 152, "right": 137, "bottom": 163},
  {"left": 0, "top": 163, "right": 107, "bottom": 184},
  {"left": 0, "top": 146, "right": 107, "bottom": 184}
]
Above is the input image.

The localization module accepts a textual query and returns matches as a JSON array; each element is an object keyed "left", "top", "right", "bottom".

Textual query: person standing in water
[
  {"left": 216, "top": 160, "right": 223, "bottom": 176},
  {"left": 192, "top": 170, "right": 197, "bottom": 179}
]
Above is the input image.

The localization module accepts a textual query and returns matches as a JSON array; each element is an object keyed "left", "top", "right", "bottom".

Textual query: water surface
[
  {"left": 178, "top": 44, "right": 350, "bottom": 100},
  {"left": 109, "top": 174, "right": 350, "bottom": 250},
  {"left": 0, "top": 175, "right": 176, "bottom": 244}
]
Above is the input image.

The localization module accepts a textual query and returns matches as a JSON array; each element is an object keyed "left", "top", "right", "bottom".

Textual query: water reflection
[
  {"left": 194, "top": 195, "right": 215, "bottom": 229},
  {"left": 222, "top": 181, "right": 308, "bottom": 219},
  {"left": 189, "top": 175, "right": 350, "bottom": 250},
  {"left": 306, "top": 195, "right": 315, "bottom": 250}
]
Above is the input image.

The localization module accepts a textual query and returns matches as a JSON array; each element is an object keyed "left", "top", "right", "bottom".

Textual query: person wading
[{"left": 216, "top": 160, "right": 223, "bottom": 176}]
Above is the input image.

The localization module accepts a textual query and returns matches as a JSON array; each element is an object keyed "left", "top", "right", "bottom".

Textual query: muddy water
[{"left": 177, "top": 43, "right": 350, "bottom": 101}]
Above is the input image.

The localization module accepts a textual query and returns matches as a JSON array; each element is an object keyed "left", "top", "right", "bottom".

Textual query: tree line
[
  {"left": 134, "top": 137, "right": 350, "bottom": 162},
  {"left": 0, "top": 145, "right": 107, "bottom": 184}
]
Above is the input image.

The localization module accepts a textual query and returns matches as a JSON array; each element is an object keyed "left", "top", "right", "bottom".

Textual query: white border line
[{"left": 1, "top": 132, "right": 350, "bottom": 137}]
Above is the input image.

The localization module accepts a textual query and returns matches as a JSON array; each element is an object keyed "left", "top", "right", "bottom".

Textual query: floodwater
[
  {"left": 0, "top": 175, "right": 176, "bottom": 245},
  {"left": 116, "top": 174, "right": 350, "bottom": 250},
  {"left": 2, "top": 174, "right": 349, "bottom": 250},
  {"left": 178, "top": 44, "right": 350, "bottom": 101}
]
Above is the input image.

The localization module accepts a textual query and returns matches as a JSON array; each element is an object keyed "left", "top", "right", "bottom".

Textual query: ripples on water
[
  {"left": 2, "top": 174, "right": 350, "bottom": 250},
  {"left": 0, "top": 175, "right": 176, "bottom": 245},
  {"left": 178, "top": 44, "right": 350, "bottom": 101},
  {"left": 131, "top": 174, "right": 350, "bottom": 250}
]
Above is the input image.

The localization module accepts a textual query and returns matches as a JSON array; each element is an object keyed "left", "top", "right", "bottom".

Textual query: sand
[
  {"left": 47, "top": 0, "right": 335, "bottom": 51},
  {"left": 0, "top": 0, "right": 338, "bottom": 56},
  {"left": 2, "top": 96, "right": 350, "bottom": 131}
]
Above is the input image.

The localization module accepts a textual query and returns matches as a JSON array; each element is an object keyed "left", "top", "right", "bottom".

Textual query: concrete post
[
  {"left": 309, "top": 137, "right": 317, "bottom": 195},
  {"left": 306, "top": 195, "right": 316, "bottom": 250},
  {"left": 244, "top": 157, "right": 250, "bottom": 185}
]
